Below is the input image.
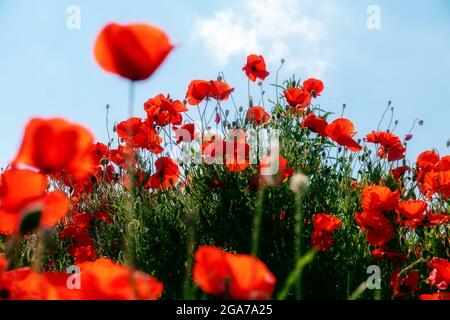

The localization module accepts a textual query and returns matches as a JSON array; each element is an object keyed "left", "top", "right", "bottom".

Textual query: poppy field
[{"left": 1, "top": 21, "right": 450, "bottom": 301}]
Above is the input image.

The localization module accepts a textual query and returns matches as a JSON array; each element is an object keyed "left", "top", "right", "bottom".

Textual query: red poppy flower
[
  {"left": 428, "top": 257, "right": 450, "bottom": 290},
  {"left": 246, "top": 106, "right": 271, "bottom": 126},
  {"left": 0, "top": 169, "right": 69, "bottom": 235},
  {"left": 94, "top": 23, "right": 173, "bottom": 81},
  {"left": 417, "top": 150, "right": 440, "bottom": 172},
  {"left": 420, "top": 292, "right": 450, "bottom": 300},
  {"left": 185, "top": 80, "right": 212, "bottom": 105},
  {"left": 259, "top": 155, "right": 294, "bottom": 186},
  {"left": 144, "top": 94, "right": 188, "bottom": 127},
  {"left": 202, "top": 134, "right": 250, "bottom": 172},
  {"left": 174, "top": 123, "right": 195, "bottom": 144},
  {"left": 116, "top": 118, "right": 163, "bottom": 154},
  {"left": 284, "top": 87, "right": 311, "bottom": 112},
  {"left": 193, "top": 246, "right": 276, "bottom": 300},
  {"left": 371, "top": 247, "right": 407, "bottom": 264},
  {"left": 148, "top": 157, "right": 180, "bottom": 189},
  {"left": 242, "top": 54, "right": 270, "bottom": 82},
  {"left": 422, "top": 170, "right": 450, "bottom": 198},
  {"left": 396, "top": 200, "right": 428, "bottom": 219},
  {"left": 185, "top": 80, "right": 234, "bottom": 105},
  {"left": 202, "top": 136, "right": 225, "bottom": 164},
  {"left": 311, "top": 213, "right": 342, "bottom": 251},
  {"left": 110, "top": 145, "right": 136, "bottom": 168},
  {"left": 366, "top": 131, "right": 406, "bottom": 162},
  {"left": 303, "top": 78, "right": 324, "bottom": 98},
  {"left": 209, "top": 80, "right": 234, "bottom": 101},
  {"left": 355, "top": 210, "right": 394, "bottom": 246},
  {"left": 437, "top": 156, "right": 450, "bottom": 171},
  {"left": 0, "top": 266, "right": 47, "bottom": 300},
  {"left": 325, "top": 118, "right": 362, "bottom": 152},
  {"left": 362, "top": 185, "right": 400, "bottom": 212},
  {"left": 68, "top": 245, "right": 97, "bottom": 264},
  {"left": 391, "top": 165, "right": 410, "bottom": 179},
  {"left": 390, "top": 270, "right": 419, "bottom": 297},
  {"left": 91, "top": 142, "right": 110, "bottom": 165},
  {"left": 395, "top": 200, "right": 431, "bottom": 229},
  {"left": 302, "top": 113, "right": 328, "bottom": 138},
  {"left": 224, "top": 140, "right": 250, "bottom": 173},
  {"left": 61, "top": 212, "right": 96, "bottom": 263},
  {"left": 421, "top": 212, "right": 449, "bottom": 227},
  {"left": 14, "top": 118, "right": 95, "bottom": 178}
]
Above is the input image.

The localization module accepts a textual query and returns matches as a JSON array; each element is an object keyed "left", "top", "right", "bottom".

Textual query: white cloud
[{"left": 192, "top": 0, "right": 335, "bottom": 77}]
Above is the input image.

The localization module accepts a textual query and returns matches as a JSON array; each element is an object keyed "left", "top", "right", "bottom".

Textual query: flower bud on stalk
[{"left": 290, "top": 172, "right": 309, "bottom": 196}]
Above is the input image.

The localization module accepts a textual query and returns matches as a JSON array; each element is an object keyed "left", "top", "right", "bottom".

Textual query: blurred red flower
[
  {"left": 311, "top": 213, "right": 342, "bottom": 251},
  {"left": 259, "top": 155, "right": 294, "bottom": 186},
  {"left": 371, "top": 247, "right": 407, "bottom": 264},
  {"left": 390, "top": 270, "right": 419, "bottom": 297},
  {"left": 193, "top": 246, "right": 276, "bottom": 300},
  {"left": 14, "top": 118, "right": 95, "bottom": 179},
  {"left": 0, "top": 169, "right": 69, "bottom": 235},
  {"left": 428, "top": 257, "right": 450, "bottom": 290},
  {"left": 420, "top": 292, "right": 450, "bottom": 300},
  {"left": 91, "top": 142, "right": 110, "bottom": 165},
  {"left": 94, "top": 23, "right": 173, "bottom": 81},
  {"left": 325, "top": 118, "right": 362, "bottom": 152},
  {"left": 242, "top": 54, "right": 269, "bottom": 82}
]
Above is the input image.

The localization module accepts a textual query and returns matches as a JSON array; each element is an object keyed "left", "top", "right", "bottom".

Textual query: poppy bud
[
  {"left": 281, "top": 58, "right": 285, "bottom": 64},
  {"left": 290, "top": 172, "right": 309, "bottom": 196},
  {"left": 418, "top": 120, "right": 424, "bottom": 126}
]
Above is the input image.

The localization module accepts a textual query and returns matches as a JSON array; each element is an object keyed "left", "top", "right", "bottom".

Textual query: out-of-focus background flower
[{"left": 1, "top": 0, "right": 449, "bottom": 165}]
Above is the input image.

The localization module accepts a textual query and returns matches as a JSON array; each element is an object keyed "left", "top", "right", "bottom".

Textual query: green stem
[
  {"left": 294, "top": 193, "right": 304, "bottom": 299},
  {"left": 277, "top": 250, "right": 317, "bottom": 300},
  {"left": 251, "top": 188, "right": 265, "bottom": 257},
  {"left": 347, "top": 281, "right": 368, "bottom": 300}
]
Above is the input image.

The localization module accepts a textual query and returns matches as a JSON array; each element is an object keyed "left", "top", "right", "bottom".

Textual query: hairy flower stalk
[{"left": 290, "top": 172, "right": 309, "bottom": 299}]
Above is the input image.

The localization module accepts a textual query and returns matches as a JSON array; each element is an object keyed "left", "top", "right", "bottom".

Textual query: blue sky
[{"left": 1, "top": 0, "right": 450, "bottom": 167}]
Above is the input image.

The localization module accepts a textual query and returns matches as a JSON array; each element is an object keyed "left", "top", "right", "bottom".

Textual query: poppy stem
[
  {"left": 294, "top": 193, "right": 304, "bottom": 299},
  {"left": 277, "top": 250, "right": 317, "bottom": 300},
  {"left": 128, "top": 81, "right": 135, "bottom": 117},
  {"left": 251, "top": 188, "right": 265, "bottom": 257}
]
